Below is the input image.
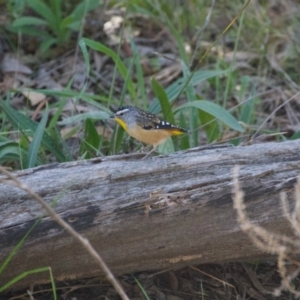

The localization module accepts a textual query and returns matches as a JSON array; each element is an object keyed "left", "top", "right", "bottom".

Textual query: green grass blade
[
  {"left": 26, "top": 107, "right": 48, "bottom": 168},
  {"left": 223, "top": 10, "right": 245, "bottom": 108},
  {"left": 0, "top": 138, "right": 42, "bottom": 167},
  {"left": 57, "top": 111, "right": 110, "bottom": 126},
  {"left": 240, "top": 98, "right": 255, "bottom": 124},
  {"left": 7, "top": 25, "right": 52, "bottom": 38},
  {"left": 0, "top": 191, "right": 63, "bottom": 294},
  {"left": 290, "top": 131, "right": 300, "bottom": 140},
  {"left": 25, "top": 88, "right": 111, "bottom": 111},
  {"left": 39, "top": 37, "right": 57, "bottom": 52},
  {"left": 164, "top": 17, "right": 188, "bottom": 63},
  {"left": 175, "top": 101, "right": 244, "bottom": 132},
  {"left": 130, "top": 39, "right": 147, "bottom": 109},
  {"left": 0, "top": 218, "right": 42, "bottom": 276},
  {"left": 0, "top": 140, "right": 18, "bottom": 147},
  {"left": 158, "top": 138, "right": 174, "bottom": 155},
  {"left": 0, "top": 145, "right": 27, "bottom": 165},
  {"left": 133, "top": 276, "right": 151, "bottom": 300},
  {"left": 181, "top": 61, "right": 198, "bottom": 146},
  {"left": 79, "top": 38, "right": 90, "bottom": 76},
  {"left": 71, "top": 0, "right": 99, "bottom": 20},
  {"left": 111, "top": 126, "right": 125, "bottom": 155},
  {"left": 0, "top": 100, "right": 67, "bottom": 162},
  {"left": 60, "top": 15, "right": 74, "bottom": 29},
  {"left": 80, "top": 118, "right": 100, "bottom": 158},
  {"left": 11, "top": 16, "right": 47, "bottom": 27},
  {"left": 151, "top": 0, "right": 188, "bottom": 63},
  {"left": 240, "top": 86, "right": 257, "bottom": 124},
  {"left": 44, "top": 0, "right": 61, "bottom": 35},
  {"left": 26, "top": 0, "right": 56, "bottom": 31},
  {"left": 48, "top": 97, "right": 67, "bottom": 130},
  {"left": 81, "top": 38, "right": 137, "bottom": 100},
  {"left": 47, "top": 126, "right": 72, "bottom": 161},
  {"left": 0, "top": 267, "right": 57, "bottom": 298},
  {"left": 179, "top": 112, "right": 190, "bottom": 150},
  {"left": 198, "top": 109, "right": 220, "bottom": 143},
  {"left": 151, "top": 77, "right": 175, "bottom": 124},
  {"left": 120, "top": 53, "right": 137, "bottom": 106},
  {"left": 149, "top": 69, "right": 228, "bottom": 114},
  {"left": 51, "top": 0, "right": 62, "bottom": 23}
]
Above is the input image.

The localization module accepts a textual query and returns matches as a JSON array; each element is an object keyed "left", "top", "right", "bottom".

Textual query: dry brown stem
[
  {"left": 232, "top": 166, "right": 300, "bottom": 297},
  {"left": 0, "top": 166, "right": 129, "bottom": 300}
]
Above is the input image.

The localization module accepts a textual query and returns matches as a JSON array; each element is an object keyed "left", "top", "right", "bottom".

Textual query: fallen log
[{"left": 1, "top": 140, "right": 300, "bottom": 289}]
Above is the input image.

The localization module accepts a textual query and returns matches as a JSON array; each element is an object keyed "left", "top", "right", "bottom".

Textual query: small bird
[{"left": 111, "top": 105, "right": 187, "bottom": 157}]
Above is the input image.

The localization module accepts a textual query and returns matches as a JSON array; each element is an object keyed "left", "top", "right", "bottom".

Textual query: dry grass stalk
[
  {"left": 232, "top": 166, "right": 300, "bottom": 297},
  {"left": 0, "top": 167, "right": 129, "bottom": 300}
]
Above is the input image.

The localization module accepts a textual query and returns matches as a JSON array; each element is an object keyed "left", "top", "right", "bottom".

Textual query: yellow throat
[{"left": 114, "top": 117, "right": 127, "bottom": 131}]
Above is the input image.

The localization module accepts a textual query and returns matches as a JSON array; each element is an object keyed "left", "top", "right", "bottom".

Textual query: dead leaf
[
  {"left": 224, "top": 51, "right": 259, "bottom": 62},
  {"left": 22, "top": 90, "right": 46, "bottom": 106},
  {"left": 167, "top": 271, "right": 178, "bottom": 291},
  {"left": 1, "top": 53, "right": 32, "bottom": 74}
]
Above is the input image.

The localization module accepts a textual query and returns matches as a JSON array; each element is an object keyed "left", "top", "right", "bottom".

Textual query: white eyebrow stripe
[{"left": 116, "top": 108, "right": 129, "bottom": 115}]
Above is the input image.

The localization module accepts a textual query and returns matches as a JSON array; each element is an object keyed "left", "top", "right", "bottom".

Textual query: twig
[
  {"left": 251, "top": 91, "right": 300, "bottom": 140},
  {"left": 232, "top": 166, "right": 300, "bottom": 297},
  {"left": 190, "top": 0, "right": 215, "bottom": 66}
]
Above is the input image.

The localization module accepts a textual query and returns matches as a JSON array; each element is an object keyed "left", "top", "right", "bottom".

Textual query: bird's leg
[
  {"left": 139, "top": 145, "right": 152, "bottom": 153},
  {"left": 142, "top": 146, "right": 158, "bottom": 159}
]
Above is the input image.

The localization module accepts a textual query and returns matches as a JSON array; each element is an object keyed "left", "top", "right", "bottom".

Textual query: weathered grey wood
[{"left": 1, "top": 140, "right": 300, "bottom": 289}]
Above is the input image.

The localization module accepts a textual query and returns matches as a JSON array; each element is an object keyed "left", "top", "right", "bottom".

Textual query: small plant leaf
[
  {"left": 0, "top": 267, "right": 56, "bottom": 296},
  {"left": 26, "top": 0, "right": 56, "bottom": 29},
  {"left": 149, "top": 69, "right": 228, "bottom": 114},
  {"left": 12, "top": 16, "right": 47, "bottom": 27},
  {"left": 30, "top": 89, "right": 111, "bottom": 111},
  {"left": 111, "top": 126, "right": 125, "bottom": 155},
  {"left": 175, "top": 100, "right": 245, "bottom": 132},
  {"left": 0, "top": 100, "right": 67, "bottom": 162},
  {"left": 81, "top": 118, "right": 100, "bottom": 158},
  {"left": 179, "top": 112, "right": 190, "bottom": 150},
  {"left": 158, "top": 138, "right": 174, "bottom": 155},
  {"left": 240, "top": 96, "right": 256, "bottom": 124},
  {"left": 79, "top": 39, "right": 91, "bottom": 76},
  {"left": 0, "top": 144, "right": 26, "bottom": 165},
  {"left": 57, "top": 111, "right": 110, "bottom": 126},
  {"left": 26, "top": 108, "right": 48, "bottom": 168},
  {"left": 130, "top": 39, "right": 147, "bottom": 108},
  {"left": 39, "top": 37, "right": 57, "bottom": 53},
  {"left": 290, "top": 131, "right": 300, "bottom": 140},
  {"left": 71, "top": 0, "right": 99, "bottom": 20},
  {"left": 198, "top": 109, "right": 220, "bottom": 142},
  {"left": 60, "top": 15, "right": 75, "bottom": 30},
  {"left": 151, "top": 77, "right": 175, "bottom": 124},
  {"left": 81, "top": 38, "right": 137, "bottom": 100},
  {"left": 49, "top": 126, "right": 73, "bottom": 161}
]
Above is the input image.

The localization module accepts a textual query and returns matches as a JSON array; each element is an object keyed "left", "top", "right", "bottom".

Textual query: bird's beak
[{"left": 110, "top": 113, "right": 115, "bottom": 119}]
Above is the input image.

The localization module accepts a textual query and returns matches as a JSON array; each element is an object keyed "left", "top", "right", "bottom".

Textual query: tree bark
[{"left": 1, "top": 140, "right": 300, "bottom": 289}]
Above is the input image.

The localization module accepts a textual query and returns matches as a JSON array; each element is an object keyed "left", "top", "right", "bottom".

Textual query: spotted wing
[
  {"left": 135, "top": 110, "right": 160, "bottom": 130},
  {"left": 136, "top": 109, "right": 187, "bottom": 134}
]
